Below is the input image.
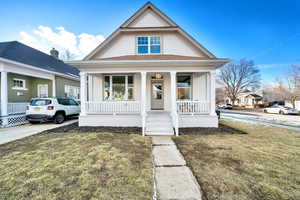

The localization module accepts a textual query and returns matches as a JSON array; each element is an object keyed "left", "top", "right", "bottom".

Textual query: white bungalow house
[{"left": 69, "top": 2, "right": 229, "bottom": 136}]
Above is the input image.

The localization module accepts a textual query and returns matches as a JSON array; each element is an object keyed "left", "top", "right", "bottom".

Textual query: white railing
[
  {"left": 86, "top": 101, "right": 141, "bottom": 114},
  {"left": 177, "top": 101, "right": 210, "bottom": 114},
  {"left": 4, "top": 103, "right": 28, "bottom": 115}
]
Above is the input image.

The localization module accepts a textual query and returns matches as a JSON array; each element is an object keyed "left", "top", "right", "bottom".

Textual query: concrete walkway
[
  {"left": 0, "top": 119, "right": 77, "bottom": 145},
  {"left": 152, "top": 136, "right": 202, "bottom": 200}
]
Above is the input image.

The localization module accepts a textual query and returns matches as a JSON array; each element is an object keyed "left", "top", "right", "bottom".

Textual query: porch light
[{"left": 155, "top": 73, "right": 162, "bottom": 79}]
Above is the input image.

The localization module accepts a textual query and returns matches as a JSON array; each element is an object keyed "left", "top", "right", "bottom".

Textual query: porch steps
[{"left": 145, "top": 112, "right": 174, "bottom": 136}]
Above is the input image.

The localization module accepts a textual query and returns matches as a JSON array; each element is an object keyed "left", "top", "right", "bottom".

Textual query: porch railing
[
  {"left": 86, "top": 101, "right": 141, "bottom": 114},
  {"left": 0, "top": 102, "right": 29, "bottom": 115},
  {"left": 177, "top": 101, "right": 210, "bottom": 114}
]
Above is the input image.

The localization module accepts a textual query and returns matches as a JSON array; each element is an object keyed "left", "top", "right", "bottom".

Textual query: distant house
[
  {"left": 0, "top": 41, "right": 80, "bottom": 127},
  {"left": 225, "top": 89, "right": 263, "bottom": 107}
]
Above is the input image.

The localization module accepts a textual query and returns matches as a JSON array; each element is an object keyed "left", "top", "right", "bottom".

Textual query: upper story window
[{"left": 137, "top": 36, "right": 161, "bottom": 54}]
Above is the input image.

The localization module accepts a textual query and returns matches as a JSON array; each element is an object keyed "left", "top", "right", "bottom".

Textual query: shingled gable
[{"left": 83, "top": 2, "right": 216, "bottom": 61}]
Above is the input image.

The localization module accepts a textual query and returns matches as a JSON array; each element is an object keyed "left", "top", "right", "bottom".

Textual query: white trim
[
  {"left": 0, "top": 57, "right": 79, "bottom": 81},
  {"left": 78, "top": 69, "right": 215, "bottom": 74}
]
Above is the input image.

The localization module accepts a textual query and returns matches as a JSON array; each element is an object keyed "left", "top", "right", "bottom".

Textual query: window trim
[
  {"left": 176, "top": 74, "right": 192, "bottom": 100},
  {"left": 103, "top": 74, "right": 134, "bottom": 101},
  {"left": 136, "top": 36, "right": 161, "bottom": 55},
  {"left": 37, "top": 84, "right": 49, "bottom": 98},
  {"left": 12, "top": 78, "right": 27, "bottom": 90}
]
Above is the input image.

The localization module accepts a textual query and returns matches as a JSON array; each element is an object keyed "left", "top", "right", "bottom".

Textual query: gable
[
  {"left": 84, "top": 2, "right": 216, "bottom": 60},
  {"left": 127, "top": 8, "right": 172, "bottom": 27}
]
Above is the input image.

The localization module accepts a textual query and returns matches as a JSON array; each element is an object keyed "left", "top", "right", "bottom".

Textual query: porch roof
[{"left": 67, "top": 57, "right": 229, "bottom": 69}]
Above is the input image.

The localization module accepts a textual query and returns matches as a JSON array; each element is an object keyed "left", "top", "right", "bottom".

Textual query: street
[{"left": 220, "top": 109, "right": 300, "bottom": 131}]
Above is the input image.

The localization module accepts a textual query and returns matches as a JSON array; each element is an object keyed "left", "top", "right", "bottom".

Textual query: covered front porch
[{"left": 79, "top": 69, "right": 217, "bottom": 135}]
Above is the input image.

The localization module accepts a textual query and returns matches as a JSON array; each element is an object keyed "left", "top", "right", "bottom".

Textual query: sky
[{"left": 0, "top": 0, "right": 300, "bottom": 84}]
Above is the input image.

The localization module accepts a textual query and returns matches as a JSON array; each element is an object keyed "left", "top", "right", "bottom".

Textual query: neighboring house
[
  {"left": 225, "top": 89, "right": 263, "bottom": 107},
  {"left": 0, "top": 41, "right": 80, "bottom": 127},
  {"left": 69, "top": 2, "right": 229, "bottom": 135}
]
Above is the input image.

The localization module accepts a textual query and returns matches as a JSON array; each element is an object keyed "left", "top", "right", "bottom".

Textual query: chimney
[{"left": 50, "top": 48, "right": 59, "bottom": 59}]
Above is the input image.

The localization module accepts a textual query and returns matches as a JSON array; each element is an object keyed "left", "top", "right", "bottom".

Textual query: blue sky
[{"left": 1, "top": 0, "right": 300, "bottom": 84}]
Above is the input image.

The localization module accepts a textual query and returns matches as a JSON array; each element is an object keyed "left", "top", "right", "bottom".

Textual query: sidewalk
[
  {"left": 0, "top": 119, "right": 77, "bottom": 145},
  {"left": 152, "top": 136, "right": 202, "bottom": 200}
]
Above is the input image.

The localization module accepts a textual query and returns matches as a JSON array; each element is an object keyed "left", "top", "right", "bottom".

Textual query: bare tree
[
  {"left": 60, "top": 49, "right": 76, "bottom": 61},
  {"left": 286, "top": 64, "right": 300, "bottom": 108},
  {"left": 218, "top": 59, "right": 260, "bottom": 105}
]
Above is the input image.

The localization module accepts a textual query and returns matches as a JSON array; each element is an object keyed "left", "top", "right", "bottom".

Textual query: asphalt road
[{"left": 220, "top": 109, "right": 300, "bottom": 131}]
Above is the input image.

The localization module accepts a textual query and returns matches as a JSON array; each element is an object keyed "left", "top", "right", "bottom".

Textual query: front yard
[
  {"left": 174, "top": 121, "right": 300, "bottom": 200},
  {"left": 0, "top": 131, "right": 153, "bottom": 200}
]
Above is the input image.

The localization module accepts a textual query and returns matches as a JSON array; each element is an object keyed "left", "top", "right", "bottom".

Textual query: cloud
[{"left": 19, "top": 25, "right": 105, "bottom": 59}]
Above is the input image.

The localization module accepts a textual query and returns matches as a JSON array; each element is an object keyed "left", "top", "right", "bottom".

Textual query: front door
[{"left": 151, "top": 81, "right": 164, "bottom": 110}]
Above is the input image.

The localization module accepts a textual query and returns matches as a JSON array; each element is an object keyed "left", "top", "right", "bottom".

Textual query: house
[
  {"left": 0, "top": 41, "right": 80, "bottom": 127},
  {"left": 68, "top": 2, "right": 229, "bottom": 135},
  {"left": 225, "top": 89, "right": 263, "bottom": 107}
]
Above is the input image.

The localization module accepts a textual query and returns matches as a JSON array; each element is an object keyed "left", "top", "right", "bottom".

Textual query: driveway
[{"left": 0, "top": 119, "right": 78, "bottom": 145}]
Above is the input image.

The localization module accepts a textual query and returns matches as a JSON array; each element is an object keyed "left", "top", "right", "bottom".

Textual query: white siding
[
  {"left": 92, "top": 32, "right": 207, "bottom": 59},
  {"left": 192, "top": 72, "right": 208, "bottom": 101},
  {"left": 179, "top": 115, "right": 218, "bottom": 127},
  {"left": 79, "top": 114, "right": 141, "bottom": 127},
  {"left": 128, "top": 8, "right": 170, "bottom": 27}
]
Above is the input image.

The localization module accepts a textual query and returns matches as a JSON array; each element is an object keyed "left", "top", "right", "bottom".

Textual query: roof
[
  {"left": 95, "top": 55, "right": 226, "bottom": 61},
  {"left": 0, "top": 41, "right": 79, "bottom": 77}
]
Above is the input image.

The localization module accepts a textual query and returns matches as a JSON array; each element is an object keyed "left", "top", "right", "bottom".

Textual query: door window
[
  {"left": 37, "top": 84, "right": 48, "bottom": 98},
  {"left": 152, "top": 82, "right": 162, "bottom": 99}
]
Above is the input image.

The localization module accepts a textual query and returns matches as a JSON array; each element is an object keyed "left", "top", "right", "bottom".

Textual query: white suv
[{"left": 26, "top": 98, "right": 80, "bottom": 124}]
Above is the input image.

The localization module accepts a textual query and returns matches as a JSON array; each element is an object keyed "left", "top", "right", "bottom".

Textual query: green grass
[
  {"left": 0, "top": 132, "right": 153, "bottom": 200},
  {"left": 174, "top": 121, "right": 300, "bottom": 200}
]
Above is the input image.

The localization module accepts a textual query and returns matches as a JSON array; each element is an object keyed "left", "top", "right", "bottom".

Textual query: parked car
[
  {"left": 263, "top": 105, "right": 299, "bottom": 115},
  {"left": 26, "top": 98, "right": 80, "bottom": 124},
  {"left": 218, "top": 104, "right": 233, "bottom": 109}
]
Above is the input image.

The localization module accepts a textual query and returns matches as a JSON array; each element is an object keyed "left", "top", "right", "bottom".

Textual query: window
[
  {"left": 37, "top": 84, "right": 48, "bottom": 98},
  {"left": 137, "top": 36, "right": 161, "bottom": 54},
  {"left": 30, "top": 99, "right": 52, "bottom": 106},
  {"left": 12, "top": 78, "right": 26, "bottom": 90},
  {"left": 104, "top": 75, "right": 134, "bottom": 100},
  {"left": 64, "top": 85, "right": 80, "bottom": 100},
  {"left": 177, "top": 75, "right": 191, "bottom": 100}
]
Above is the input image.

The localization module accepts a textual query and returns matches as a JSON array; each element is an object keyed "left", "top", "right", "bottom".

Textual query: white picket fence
[
  {"left": 86, "top": 101, "right": 141, "bottom": 114},
  {"left": 177, "top": 101, "right": 210, "bottom": 114}
]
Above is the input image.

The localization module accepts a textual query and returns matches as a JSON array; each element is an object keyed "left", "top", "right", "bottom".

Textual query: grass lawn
[
  {"left": 174, "top": 121, "right": 300, "bottom": 200},
  {"left": 0, "top": 131, "right": 153, "bottom": 200}
]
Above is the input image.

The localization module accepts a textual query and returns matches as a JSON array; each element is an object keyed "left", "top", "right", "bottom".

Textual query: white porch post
[
  {"left": 1, "top": 71, "right": 8, "bottom": 126},
  {"left": 210, "top": 70, "right": 216, "bottom": 115},
  {"left": 80, "top": 72, "right": 87, "bottom": 116},
  {"left": 141, "top": 72, "right": 147, "bottom": 136},
  {"left": 170, "top": 71, "right": 177, "bottom": 113},
  {"left": 170, "top": 71, "right": 179, "bottom": 136}
]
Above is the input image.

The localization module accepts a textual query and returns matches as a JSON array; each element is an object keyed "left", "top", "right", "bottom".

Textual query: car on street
[
  {"left": 218, "top": 104, "right": 233, "bottom": 109},
  {"left": 263, "top": 105, "right": 299, "bottom": 115},
  {"left": 26, "top": 97, "right": 80, "bottom": 124}
]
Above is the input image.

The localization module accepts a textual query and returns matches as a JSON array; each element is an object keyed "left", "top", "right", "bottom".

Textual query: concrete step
[
  {"left": 145, "top": 131, "right": 174, "bottom": 136},
  {"left": 146, "top": 126, "right": 173, "bottom": 132}
]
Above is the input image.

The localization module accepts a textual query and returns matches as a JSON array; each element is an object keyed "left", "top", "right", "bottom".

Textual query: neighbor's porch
[{"left": 79, "top": 70, "right": 217, "bottom": 135}]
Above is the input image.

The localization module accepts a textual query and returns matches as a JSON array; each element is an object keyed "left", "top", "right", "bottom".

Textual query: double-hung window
[
  {"left": 104, "top": 75, "right": 134, "bottom": 100},
  {"left": 137, "top": 36, "right": 161, "bottom": 54},
  {"left": 64, "top": 85, "right": 80, "bottom": 100},
  {"left": 177, "top": 75, "right": 192, "bottom": 100}
]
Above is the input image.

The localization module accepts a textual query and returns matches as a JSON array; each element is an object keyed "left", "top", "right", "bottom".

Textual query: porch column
[
  {"left": 52, "top": 76, "right": 56, "bottom": 98},
  {"left": 1, "top": 71, "right": 8, "bottom": 126},
  {"left": 170, "top": 71, "right": 177, "bottom": 113},
  {"left": 140, "top": 72, "right": 146, "bottom": 115},
  {"left": 80, "top": 72, "right": 87, "bottom": 116},
  {"left": 210, "top": 70, "right": 216, "bottom": 115}
]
